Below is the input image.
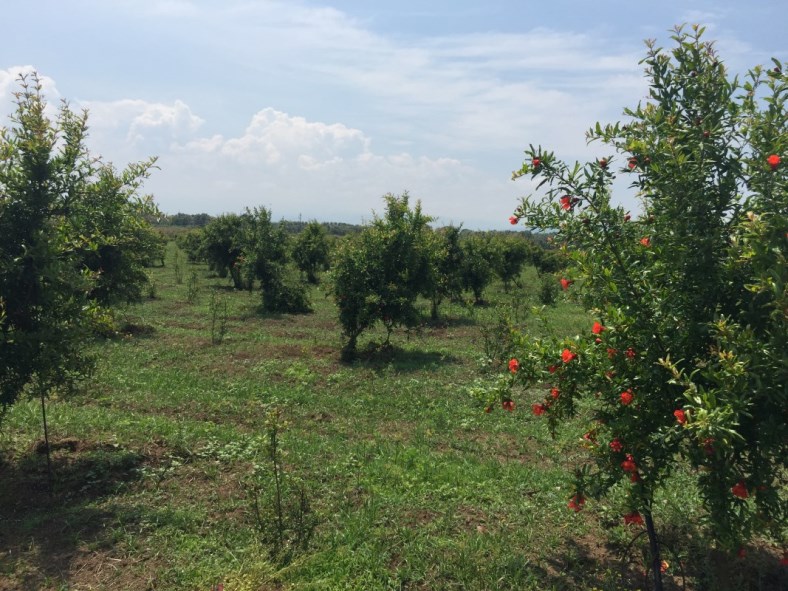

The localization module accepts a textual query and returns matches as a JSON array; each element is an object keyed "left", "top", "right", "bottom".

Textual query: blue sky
[{"left": 2, "top": 1, "right": 786, "bottom": 228}]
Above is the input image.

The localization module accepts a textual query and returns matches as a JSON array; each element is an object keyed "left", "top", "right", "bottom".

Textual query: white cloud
[{"left": 82, "top": 98, "right": 204, "bottom": 146}]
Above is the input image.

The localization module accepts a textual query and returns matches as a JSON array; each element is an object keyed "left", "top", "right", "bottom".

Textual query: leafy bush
[{"left": 332, "top": 192, "right": 434, "bottom": 359}]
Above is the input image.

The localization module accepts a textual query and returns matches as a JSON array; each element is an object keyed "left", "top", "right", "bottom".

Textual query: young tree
[
  {"left": 201, "top": 214, "right": 245, "bottom": 285},
  {"left": 239, "top": 208, "right": 311, "bottom": 313},
  {"left": 491, "top": 234, "right": 531, "bottom": 292},
  {"left": 0, "top": 74, "right": 158, "bottom": 418},
  {"left": 498, "top": 27, "right": 786, "bottom": 589},
  {"left": 460, "top": 233, "right": 499, "bottom": 305},
  {"left": 425, "top": 225, "right": 465, "bottom": 320},
  {"left": 333, "top": 193, "right": 434, "bottom": 359},
  {"left": 292, "top": 221, "right": 331, "bottom": 284}
]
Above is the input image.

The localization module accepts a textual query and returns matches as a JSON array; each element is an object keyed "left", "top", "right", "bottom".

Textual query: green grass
[{"left": 0, "top": 244, "right": 784, "bottom": 590}]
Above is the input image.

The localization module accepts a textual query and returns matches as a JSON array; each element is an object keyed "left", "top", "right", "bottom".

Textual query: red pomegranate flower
[
  {"left": 674, "top": 409, "right": 687, "bottom": 425},
  {"left": 562, "top": 349, "right": 577, "bottom": 363},
  {"left": 628, "top": 157, "right": 638, "bottom": 170},
  {"left": 560, "top": 278, "right": 571, "bottom": 291},
  {"left": 640, "top": 236, "right": 651, "bottom": 247},
  {"left": 559, "top": 195, "right": 572, "bottom": 210},
  {"left": 532, "top": 157, "right": 541, "bottom": 168},
  {"left": 620, "top": 389, "right": 634, "bottom": 405},
  {"left": 609, "top": 439, "right": 623, "bottom": 453},
  {"left": 548, "top": 365, "right": 558, "bottom": 374},
  {"left": 567, "top": 494, "right": 585, "bottom": 512},
  {"left": 532, "top": 403, "right": 546, "bottom": 416},
  {"left": 623, "top": 511, "right": 644, "bottom": 526},
  {"left": 621, "top": 454, "right": 637, "bottom": 473},
  {"left": 592, "top": 321, "right": 605, "bottom": 335},
  {"left": 607, "top": 347, "right": 617, "bottom": 359},
  {"left": 502, "top": 400, "right": 515, "bottom": 412},
  {"left": 509, "top": 215, "right": 519, "bottom": 225},
  {"left": 508, "top": 358, "right": 519, "bottom": 373},
  {"left": 767, "top": 154, "right": 780, "bottom": 170},
  {"left": 625, "top": 347, "right": 636, "bottom": 359},
  {"left": 731, "top": 480, "right": 749, "bottom": 499},
  {"left": 550, "top": 387, "right": 560, "bottom": 399}
]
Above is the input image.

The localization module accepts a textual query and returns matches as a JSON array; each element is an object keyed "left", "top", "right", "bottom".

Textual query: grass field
[{"left": 0, "top": 243, "right": 784, "bottom": 591}]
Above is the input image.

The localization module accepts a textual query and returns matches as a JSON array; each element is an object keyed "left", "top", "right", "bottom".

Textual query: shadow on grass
[
  {"left": 350, "top": 344, "right": 462, "bottom": 372},
  {"left": 0, "top": 440, "right": 146, "bottom": 588},
  {"left": 532, "top": 533, "right": 787, "bottom": 591}
]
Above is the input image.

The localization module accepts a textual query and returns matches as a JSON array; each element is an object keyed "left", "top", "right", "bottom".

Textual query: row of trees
[
  {"left": 178, "top": 195, "right": 564, "bottom": 356},
  {"left": 0, "top": 74, "right": 163, "bottom": 417}
]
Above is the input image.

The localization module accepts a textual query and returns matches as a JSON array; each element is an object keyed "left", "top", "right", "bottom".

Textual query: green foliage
[
  {"left": 176, "top": 229, "right": 205, "bottom": 263},
  {"left": 332, "top": 192, "right": 434, "bottom": 358},
  {"left": 425, "top": 225, "right": 465, "bottom": 320},
  {"left": 504, "top": 26, "right": 787, "bottom": 561},
  {"left": 491, "top": 234, "right": 531, "bottom": 292},
  {"left": 198, "top": 208, "right": 311, "bottom": 312},
  {"left": 460, "top": 233, "right": 498, "bottom": 305},
  {"left": 0, "top": 73, "right": 157, "bottom": 411},
  {"left": 201, "top": 214, "right": 245, "bottom": 283},
  {"left": 292, "top": 220, "right": 331, "bottom": 284}
]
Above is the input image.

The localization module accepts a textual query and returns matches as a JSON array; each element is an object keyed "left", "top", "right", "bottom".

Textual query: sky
[{"left": 1, "top": 1, "right": 786, "bottom": 229}]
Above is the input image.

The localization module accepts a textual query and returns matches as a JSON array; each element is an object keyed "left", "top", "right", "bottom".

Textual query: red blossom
[
  {"left": 567, "top": 494, "right": 585, "bottom": 512},
  {"left": 582, "top": 431, "right": 596, "bottom": 443},
  {"left": 609, "top": 439, "right": 623, "bottom": 452},
  {"left": 767, "top": 154, "right": 780, "bottom": 170},
  {"left": 625, "top": 347, "right": 636, "bottom": 359},
  {"left": 621, "top": 454, "right": 637, "bottom": 473},
  {"left": 532, "top": 157, "right": 541, "bottom": 168},
  {"left": 502, "top": 400, "right": 515, "bottom": 412},
  {"left": 560, "top": 278, "right": 571, "bottom": 291},
  {"left": 592, "top": 321, "right": 605, "bottom": 335},
  {"left": 595, "top": 338, "right": 602, "bottom": 344},
  {"left": 640, "top": 236, "right": 651, "bottom": 247},
  {"left": 550, "top": 387, "right": 560, "bottom": 400},
  {"left": 607, "top": 348, "right": 617, "bottom": 359},
  {"left": 630, "top": 472, "right": 640, "bottom": 483},
  {"left": 674, "top": 409, "right": 687, "bottom": 425},
  {"left": 548, "top": 365, "right": 558, "bottom": 374},
  {"left": 508, "top": 358, "right": 520, "bottom": 373},
  {"left": 532, "top": 403, "right": 546, "bottom": 416},
  {"left": 559, "top": 195, "right": 572, "bottom": 210},
  {"left": 509, "top": 215, "right": 519, "bottom": 225},
  {"left": 562, "top": 348, "right": 577, "bottom": 363},
  {"left": 731, "top": 480, "right": 749, "bottom": 499},
  {"left": 620, "top": 389, "right": 634, "bottom": 405},
  {"left": 623, "top": 511, "right": 644, "bottom": 526},
  {"left": 628, "top": 157, "right": 638, "bottom": 170}
]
